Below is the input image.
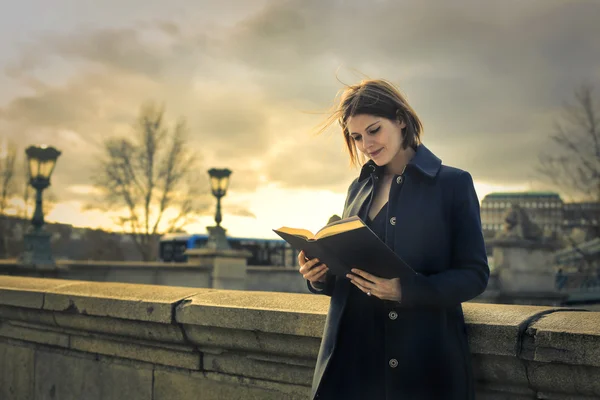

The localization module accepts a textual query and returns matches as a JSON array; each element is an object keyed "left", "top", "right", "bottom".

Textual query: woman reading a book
[{"left": 298, "top": 79, "right": 489, "bottom": 399}]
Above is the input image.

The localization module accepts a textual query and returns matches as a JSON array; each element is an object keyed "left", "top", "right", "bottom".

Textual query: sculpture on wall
[{"left": 495, "top": 204, "right": 544, "bottom": 242}]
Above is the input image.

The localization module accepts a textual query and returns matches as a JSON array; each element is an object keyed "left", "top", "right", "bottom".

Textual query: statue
[
  {"left": 495, "top": 204, "right": 544, "bottom": 242},
  {"left": 489, "top": 203, "right": 566, "bottom": 305}
]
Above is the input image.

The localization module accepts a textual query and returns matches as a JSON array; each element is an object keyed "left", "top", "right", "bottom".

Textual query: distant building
[
  {"left": 563, "top": 202, "right": 600, "bottom": 235},
  {"left": 481, "top": 192, "right": 564, "bottom": 236},
  {"left": 481, "top": 192, "right": 600, "bottom": 240}
]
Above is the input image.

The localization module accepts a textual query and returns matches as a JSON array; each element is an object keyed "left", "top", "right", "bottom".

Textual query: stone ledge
[
  {"left": 0, "top": 276, "right": 74, "bottom": 309},
  {"left": 1, "top": 276, "right": 600, "bottom": 399},
  {"left": 175, "top": 289, "right": 330, "bottom": 337},
  {"left": 525, "top": 311, "right": 600, "bottom": 367},
  {"left": 463, "top": 303, "right": 559, "bottom": 356},
  {"left": 0, "top": 275, "right": 210, "bottom": 323}
]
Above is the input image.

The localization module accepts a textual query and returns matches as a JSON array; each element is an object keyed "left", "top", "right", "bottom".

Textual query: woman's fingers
[
  {"left": 297, "top": 251, "right": 307, "bottom": 266},
  {"left": 303, "top": 264, "right": 328, "bottom": 280},
  {"left": 299, "top": 257, "right": 321, "bottom": 273},
  {"left": 297, "top": 252, "right": 329, "bottom": 283},
  {"left": 346, "top": 271, "right": 375, "bottom": 289},
  {"left": 350, "top": 268, "right": 382, "bottom": 283},
  {"left": 349, "top": 280, "right": 377, "bottom": 297},
  {"left": 312, "top": 267, "right": 329, "bottom": 282}
]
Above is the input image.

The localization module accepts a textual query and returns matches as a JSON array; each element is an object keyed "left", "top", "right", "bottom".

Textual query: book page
[
  {"left": 314, "top": 217, "right": 364, "bottom": 240},
  {"left": 273, "top": 227, "right": 314, "bottom": 240}
]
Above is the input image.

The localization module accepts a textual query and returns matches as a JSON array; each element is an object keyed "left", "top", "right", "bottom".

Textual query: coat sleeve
[
  {"left": 306, "top": 275, "right": 336, "bottom": 296},
  {"left": 398, "top": 171, "right": 490, "bottom": 308}
]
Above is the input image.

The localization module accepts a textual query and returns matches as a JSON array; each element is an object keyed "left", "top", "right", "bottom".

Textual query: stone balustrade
[{"left": 0, "top": 275, "right": 599, "bottom": 399}]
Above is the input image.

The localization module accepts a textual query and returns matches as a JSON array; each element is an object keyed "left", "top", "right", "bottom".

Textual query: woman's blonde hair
[{"left": 317, "top": 79, "right": 423, "bottom": 167}]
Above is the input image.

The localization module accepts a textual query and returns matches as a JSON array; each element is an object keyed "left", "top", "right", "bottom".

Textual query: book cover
[{"left": 273, "top": 216, "right": 416, "bottom": 280}]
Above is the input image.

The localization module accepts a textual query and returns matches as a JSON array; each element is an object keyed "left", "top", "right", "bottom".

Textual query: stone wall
[
  {"left": 0, "top": 276, "right": 599, "bottom": 399},
  {"left": 0, "top": 260, "right": 308, "bottom": 294},
  {"left": 246, "top": 266, "right": 308, "bottom": 293}
]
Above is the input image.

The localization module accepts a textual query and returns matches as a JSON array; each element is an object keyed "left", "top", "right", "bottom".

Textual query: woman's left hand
[{"left": 347, "top": 269, "right": 402, "bottom": 302}]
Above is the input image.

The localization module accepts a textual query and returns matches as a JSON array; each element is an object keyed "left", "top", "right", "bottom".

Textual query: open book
[{"left": 273, "top": 216, "right": 415, "bottom": 280}]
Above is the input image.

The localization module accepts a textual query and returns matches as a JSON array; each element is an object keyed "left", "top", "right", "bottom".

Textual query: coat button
[
  {"left": 390, "top": 217, "right": 396, "bottom": 225},
  {"left": 396, "top": 176, "right": 403, "bottom": 184},
  {"left": 388, "top": 311, "right": 398, "bottom": 320},
  {"left": 389, "top": 358, "right": 398, "bottom": 368}
]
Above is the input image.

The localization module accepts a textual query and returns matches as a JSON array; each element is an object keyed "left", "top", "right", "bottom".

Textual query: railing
[{"left": 555, "top": 272, "right": 600, "bottom": 292}]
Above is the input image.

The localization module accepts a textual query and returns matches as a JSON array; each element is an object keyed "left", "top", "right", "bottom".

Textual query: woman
[{"left": 298, "top": 79, "right": 489, "bottom": 399}]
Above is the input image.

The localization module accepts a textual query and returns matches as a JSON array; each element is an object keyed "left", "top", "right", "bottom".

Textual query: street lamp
[
  {"left": 205, "top": 168, "right": 232, "bottom": 250},
  {"left": 19, "top": 145, "right": 61, "bottom": 268}
]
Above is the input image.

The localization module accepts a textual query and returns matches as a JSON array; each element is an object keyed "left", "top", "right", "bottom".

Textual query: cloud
[{"left": 1, "top": 0, "right": 599, "bottom": 213}]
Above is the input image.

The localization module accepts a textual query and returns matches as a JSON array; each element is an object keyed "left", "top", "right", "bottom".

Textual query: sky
[{"left": 0, "top": 0, "right": 599, "bottom": 239}]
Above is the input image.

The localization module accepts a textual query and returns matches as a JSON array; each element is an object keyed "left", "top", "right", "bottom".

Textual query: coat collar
[{"left": 358, "top": 144, "right": 442, "bottom": 182}]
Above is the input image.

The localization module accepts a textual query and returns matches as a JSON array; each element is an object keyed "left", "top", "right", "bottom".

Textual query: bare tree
[
  {"left": 92, "top": 102, "right": 210, "bottom": 261},
  {"left": 0, "top": 140, "right": 18, "bottom": 257},
  {"left": 537, "top": 84, "right": 600, "bottom": 248}
]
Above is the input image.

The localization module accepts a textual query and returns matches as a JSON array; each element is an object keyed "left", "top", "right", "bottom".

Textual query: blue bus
[{"left": 158, "top": 233, "right": 297, "bottom": 267}]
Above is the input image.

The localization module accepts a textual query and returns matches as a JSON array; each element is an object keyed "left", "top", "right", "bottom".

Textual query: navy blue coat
[{"left": 308, "top": 144, "right": 490, "bottom": 399}]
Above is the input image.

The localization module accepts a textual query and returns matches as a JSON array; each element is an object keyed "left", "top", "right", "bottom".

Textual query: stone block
[
  {"left": 0, "top": 305, "right": 57, "bottom": 327},
  {"left": 497, "top": 269, "right": 556, "bottom": 292},
  {"left": 472, "top": 354, "right": 529, "bottom": 387},
  {"left": 184, "top": 325, "right": 321, "bottom": 359},
  {"left": 203, "top": 352, "right": 313, "bottom": 385},
  {"left": 0, "top": 341, "right": 34, "bottom": 400},
  {"left": 476, "top": 386, "right": 534, "bottom": 400},
  {"left": 526, "top": 362, "right": 600, "bottom": 397},
  {"left": 246, "top": 268, "right": 310, "bottom": 293},
  {"left": 493, "top": 246, "right": 556, "bottom": 273},
  {"left": 462, "top": 303, "right": 558, "bottom": 356},
  {"left": 42, "top": 281, "right": 207, "bottom": 323},
  {"left": 0, "top": 276, "right": 74, "bottom": 309},
  {"left": 0, "top": 321, "right": 69, "bottom": 348},
  {"left": 153, "top": 368, "right": 309, "bottom": 400},
  {"left": 53, "top": 312, "right": 185, "bottom": 344},
  {"left": 176, "top": 290, "right": 329, "bottom": 337},
  {"left": 69, "top": 335, "right": 200, "bottom": 370},
  {"left": 525, "top": 311, "right": 600, "bottom": 367},
  {"left": 34, "top": 349, "right": 152, "bottom": 400}
]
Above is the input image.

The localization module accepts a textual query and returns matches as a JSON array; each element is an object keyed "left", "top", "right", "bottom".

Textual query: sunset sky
[{"left": 1, "top": 0, "right": 599, "bottom": 239}]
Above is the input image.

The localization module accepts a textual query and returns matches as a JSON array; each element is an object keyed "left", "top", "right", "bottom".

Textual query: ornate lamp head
[
  {"left": 208, "top": 168, "right": 232, "bottom": 198},
  {"left": 25, "top": 145, "right": 62, "bottom": 189}
]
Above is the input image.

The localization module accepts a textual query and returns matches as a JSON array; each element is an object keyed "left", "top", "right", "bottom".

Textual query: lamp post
[
  {"left": 19, "top": 145, "right": 61, "bottom": 268},
  {"left": 205, "top": 168, "right": 232, "bottom": 250}
]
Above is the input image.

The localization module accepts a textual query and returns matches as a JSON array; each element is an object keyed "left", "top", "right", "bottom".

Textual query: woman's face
[{"left": 346, "top": 114, "right": 406, "bottom": 167}]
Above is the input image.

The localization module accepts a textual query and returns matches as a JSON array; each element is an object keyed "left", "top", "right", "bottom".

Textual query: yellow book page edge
[
  {"left": 314, "top": 219, "right": 364, "bottom": 240},
  {"left": 275, "top": 227, "right": 314, "bottom": 240}
]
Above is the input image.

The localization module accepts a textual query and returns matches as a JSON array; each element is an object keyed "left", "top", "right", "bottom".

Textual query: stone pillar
[
  {"left": 488, "top": 238, "right": 567, "bottom": 306},
  {"left": 185, "top": 248, "right": 252, "bottom": 290}
]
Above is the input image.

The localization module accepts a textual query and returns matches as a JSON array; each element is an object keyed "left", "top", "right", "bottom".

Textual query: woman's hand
[
  {"left": 298, "top": 250, "right": 329, "bottom": 284},
  {"left": 347, "top": 268, "right": 402, "bottom": 302}
]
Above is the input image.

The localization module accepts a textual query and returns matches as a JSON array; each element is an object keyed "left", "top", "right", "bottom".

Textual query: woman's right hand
[{"left": 297, "top": 250, "right": 329, "bottom": 283}]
